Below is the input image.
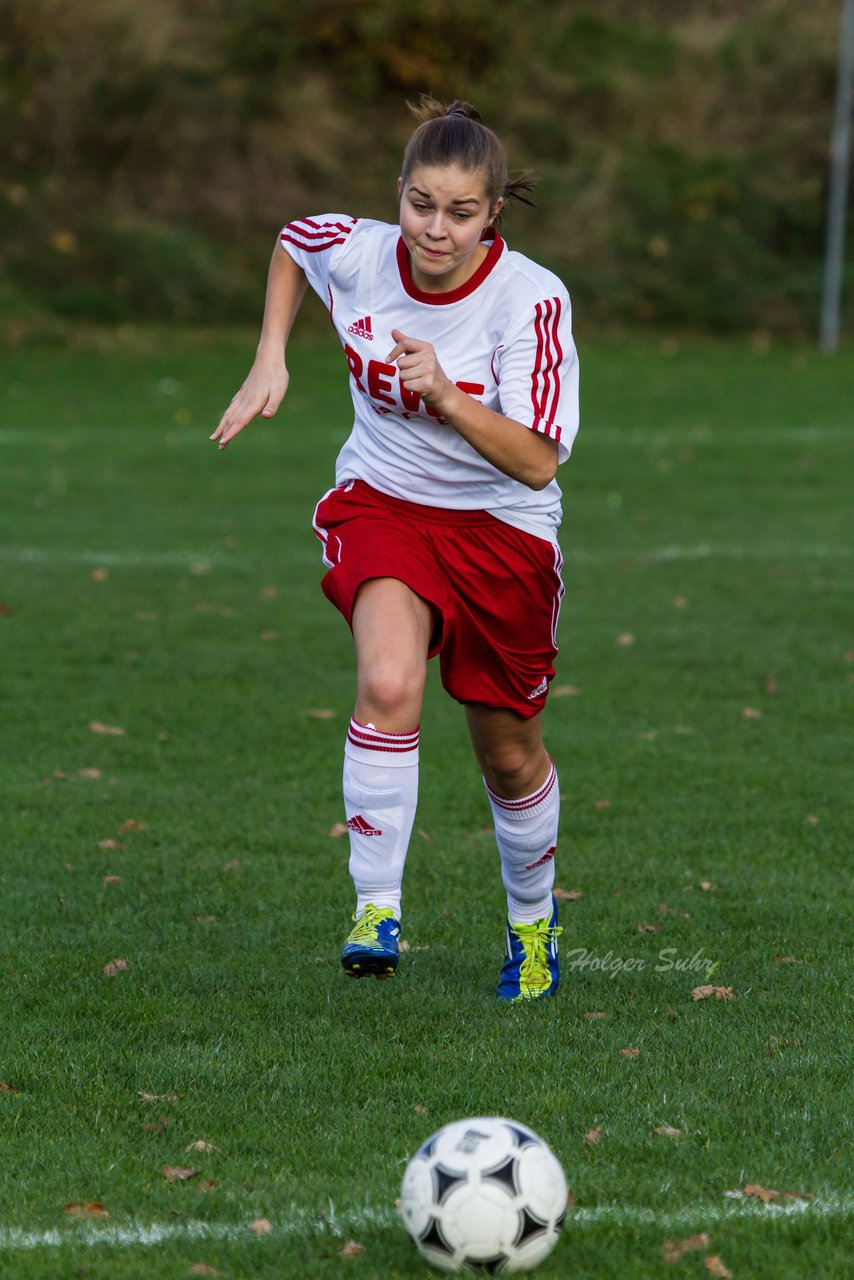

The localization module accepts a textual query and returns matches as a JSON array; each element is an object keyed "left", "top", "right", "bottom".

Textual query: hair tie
[{"left": 447, "top": 107, "right": 468, "bottom": 118}]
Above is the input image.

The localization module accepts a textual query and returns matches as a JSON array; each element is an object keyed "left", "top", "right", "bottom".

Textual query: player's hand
[
  {"left": 210, "top": 356, "right": 289, "bottom": 451},
  {"left": 386, "top": 329, "right": 453, "bottom": 413}
]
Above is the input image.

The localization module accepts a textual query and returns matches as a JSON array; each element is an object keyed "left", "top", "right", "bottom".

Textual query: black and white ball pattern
[{"left": 400, "top": 1117, "right": 568, "bottom": 1274}]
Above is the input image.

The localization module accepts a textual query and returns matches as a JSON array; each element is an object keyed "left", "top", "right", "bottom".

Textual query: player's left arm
[{"left": 386, "top": 329, "right": 558, "bottom": 490}]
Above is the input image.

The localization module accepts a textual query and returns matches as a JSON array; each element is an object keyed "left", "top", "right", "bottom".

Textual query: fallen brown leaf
[
  {"left": 197, "top": 1180, "right": 218, "bottom": 1193},
  {"left": 102, "top": 875, "right": 122, "bottom": 886},
  {"left": 194, "top": 915, "right": 218, "bottom": 924},
  {"left": 88, "top": 722, "right": 126, "bottom": 736},
  {"left": 186, "top": 1267, "right": 224, "bottom": 1278},
  {"left": 804, "top": 814, "right": 820, "bottom": 826},
  {"left": 259, "top": 629, "right": 277, "bottom": 641},
  {"left": 103, "top": 958, "right": 128, "bottom": 976},
  {"left": 637, "top": 923, "right": 663, "bottom": 933},
  {"left": 78, "top": 768, "right": 102, "bottom": 779},
  {"left": 672, "top": 596, "right": 688, "bottom": 608},
  {"left": 163, "top": 1166, "right": 201, "bottom": 1182},
  {"left": 117, "top": 819, "right": 145, "bottom": 833},
  {"left": 552, "top": 684, "right": 582, "bottom": 696},
  {"left": 142, "top": 1116, "right": 170, "bottom": 1133},
  {"left": 699, "top": 880, "right": 717, "bottom": 891},
  {"left": 64, "top": 1202, "right": 109, "bottom": 1219},
  {"left": 615, "top": 632, "right": 635, "bottom": 647},
  {"left": 654, "top": 1125, "right": 683, "bottom": 1139},
  {"left": 139, "top": 1091, "right": 180, "bottom": 1102},
  {"left": 742, "top": 706, "right": 762, "bottom": 720},
  {"left": 774, "top": 953, "right": 799, "bottom": 964},
  {"left": 704, "top": 1257, "right": 732, "bottom": 1279},
  {"left": 261, "top": 586, "right": 280, "bottom": 599},
  {"left": 306, "top": 709, "right": 336, "bottom": 719},
  {"left": 554, "top": 887, "right": 583, "bottom": 901},
  {"left": 222, "top": 859, "right": 241, "bottom": 870},
  {"left": 338, "top": 1241, "right": 365, "bottom": 1259},
  {"left": 0, "top": 602, "right": 14, "bottom": 616},
  {"left": 328, "top": 823, "right": 348, "bottom": 838},
  {"left": 742, "top": 1183, "right": 780, "bottom": 1202},
  {"left": 583, "top": 1011, "right": 606, "bottom": 1021},
  {"left": 583, "top": 1127, "right": 603, "bottom": 1146},
  {"left": 620, "top": 1047, "right": 640, "bottom": 1058},
  {"left": 98, "top": 839, "right": 125, "bottom": 850},
  {"left": 91, "top": 567, "right": 109, "bottom": 583},
  {"left": 691, "top": 985, "right": 735, "bottom": 1001},
  {"left": 764, "top": 675, "right": 779, "bottom": 695},
  {"left": 0, "top": 1080, "right": 17, "bottom": 1094},
  {"left": 658, "top": 903, "right": 691, "bottom": 918},
  {"left": 418, "top": 829, "right": 431, "bottom": 841},
  {"left": 249, "top": 1218, "right": 273, "bottom": 1236},
  {"left": 662, "top": 1232, "right": 712, "bottom": 1262},
  {"left": 413, "top": 1103, "right": 429, "bottom": 1115},
  {"left": 594, "top": 799, "right": 611, "bottom": 811},
  {"left": 186, "top": 1140, "right": 219, "bottom": 1153}
]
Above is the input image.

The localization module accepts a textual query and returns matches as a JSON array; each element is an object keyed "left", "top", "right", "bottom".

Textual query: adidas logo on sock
[
  {"left": 347, "top": 814, "right": 383, "bottom": 836},
  {"left": 525, "top": 844, "right": 557, "bottom": 871},
  {"left": 346, "top": 315, "right": 373, "bottom": 341}
]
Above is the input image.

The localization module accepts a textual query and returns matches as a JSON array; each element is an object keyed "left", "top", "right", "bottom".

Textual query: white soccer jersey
[{"left": 281, "top": 214, "right": 579, "bottom": 542}]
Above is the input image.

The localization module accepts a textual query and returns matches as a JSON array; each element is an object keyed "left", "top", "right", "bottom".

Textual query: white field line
[
  {"left": 0, "top": 547, "right": 235, "bottom": 569},
  {"left": 1, "top": 425, "right": 851, "bottom": 448},
  {"left": 0, "top": 542, "right": 851, "bottom": 572},
  {"left": 581, "top": 425, "right": 854, "bottom": 447},
  {"left": 1, "top": 1194, "right": 851, "bottom": 1251}
]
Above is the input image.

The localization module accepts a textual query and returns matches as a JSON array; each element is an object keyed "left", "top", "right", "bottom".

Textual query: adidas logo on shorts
[
  {"left": 527, "top": 676, "right": 549, "bottom": 700},
  {"left": 346, "top": 315, "right": 373, "bottom": 341}
]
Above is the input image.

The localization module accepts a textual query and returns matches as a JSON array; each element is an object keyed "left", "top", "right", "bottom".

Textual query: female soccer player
[{"left": 211, "top": 97, "right": 579, "bottom": 1002}]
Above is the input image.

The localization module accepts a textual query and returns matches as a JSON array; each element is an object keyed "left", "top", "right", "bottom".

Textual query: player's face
[{"left": 398, "top": 165, "right": 503, "bottom": 293}]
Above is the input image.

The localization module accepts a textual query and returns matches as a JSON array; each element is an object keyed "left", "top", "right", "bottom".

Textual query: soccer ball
[{"left": 400, "top": 1117, "right": 568, "bottom": 1274}]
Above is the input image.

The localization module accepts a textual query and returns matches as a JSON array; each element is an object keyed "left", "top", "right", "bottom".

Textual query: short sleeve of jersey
[
  {"left": 495, "top": 293, "right": 579, "bottom": 464},
  {"left": 279, "top": 214, "right": 360, "bottom": 298}
]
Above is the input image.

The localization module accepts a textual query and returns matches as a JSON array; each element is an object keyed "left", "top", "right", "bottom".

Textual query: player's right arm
[{"left": 210, "top": 243, "right": 308, "bottom": 451}]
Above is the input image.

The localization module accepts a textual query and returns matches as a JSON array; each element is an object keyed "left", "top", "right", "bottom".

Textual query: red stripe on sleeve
[
  {"left": 545, "top": 298, "right": 563, "bottom": 423},
  {"left": 529, "top": 297, "right": 564, "bottom": 439}
]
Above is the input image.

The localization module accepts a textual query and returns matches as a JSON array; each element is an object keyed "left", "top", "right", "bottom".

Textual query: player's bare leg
[
  {"left": 352, "top": 577, "right": 434, "bottom": 730},
  {"left": 465, "top": 705, "right": 562, "bottom": 1000},
  {"left": 464, "top": 705, "right": 550, "bottom": 799},
  {"left": 340, "top": 578, "right": 434, "bottom": 978}
]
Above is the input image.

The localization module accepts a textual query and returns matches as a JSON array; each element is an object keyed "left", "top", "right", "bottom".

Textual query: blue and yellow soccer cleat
[
  {"left": 497, "top": 896, "right": 563, "bottom": 1002},
  {"left": 340, "top": 904, "right": 401, "bottom": 980}
]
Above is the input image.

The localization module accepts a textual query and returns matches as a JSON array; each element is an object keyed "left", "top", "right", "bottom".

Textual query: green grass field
[{"left": 1, "top": 327, "right": 852, "bottom": 1278}]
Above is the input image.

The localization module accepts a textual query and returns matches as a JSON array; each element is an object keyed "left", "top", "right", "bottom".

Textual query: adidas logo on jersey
[
  {"left": 526, "top": 676, "right": 549, "bottom": 700},
  {"left": 346, "top": 315, "right": 373, "bottom": 341},
  {"left": 346, "top": 814, "right": 383, "bottom": 836}
]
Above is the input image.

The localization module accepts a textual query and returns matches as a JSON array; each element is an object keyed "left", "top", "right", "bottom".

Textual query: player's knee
[
  {"left": 480, "top": 744, "right": 540, "bottom": 797},
  {"left": 358, "top": 659, "right": 424, "bottom": 720}
]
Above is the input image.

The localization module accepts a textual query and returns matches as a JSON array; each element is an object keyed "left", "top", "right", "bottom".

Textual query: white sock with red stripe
[
  {"left": 485, "top": 760, "right": 559, "bottom": 924},
  {"left": 343, "top": 717, "right": 420, "bottom": 920}
]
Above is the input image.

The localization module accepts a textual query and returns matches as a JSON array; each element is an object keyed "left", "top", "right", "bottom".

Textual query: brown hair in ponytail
[{"left": 401, "top": 95, "right": 536, "bottom": 229}]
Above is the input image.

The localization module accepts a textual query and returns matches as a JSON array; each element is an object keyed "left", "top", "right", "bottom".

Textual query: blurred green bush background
[{"left": 0, "top": 0, "right": 849, "bottom": 335}]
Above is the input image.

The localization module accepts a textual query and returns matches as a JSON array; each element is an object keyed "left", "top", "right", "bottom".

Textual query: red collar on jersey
[{"left": 396, "top": 232, "right": 505, "bottom": 305}]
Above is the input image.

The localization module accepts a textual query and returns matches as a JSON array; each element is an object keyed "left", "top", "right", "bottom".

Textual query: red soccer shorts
[{"left": 312, "top": 480, "right": 564, "bottom": 718}]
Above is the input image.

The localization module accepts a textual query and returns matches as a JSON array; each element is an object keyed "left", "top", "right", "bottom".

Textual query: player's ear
[
  {"left": 488, "top": 196, "right": 504, "bottom": 226},
  {"left": 396, "top": 176, "right": 403, "bottom": 200}
]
